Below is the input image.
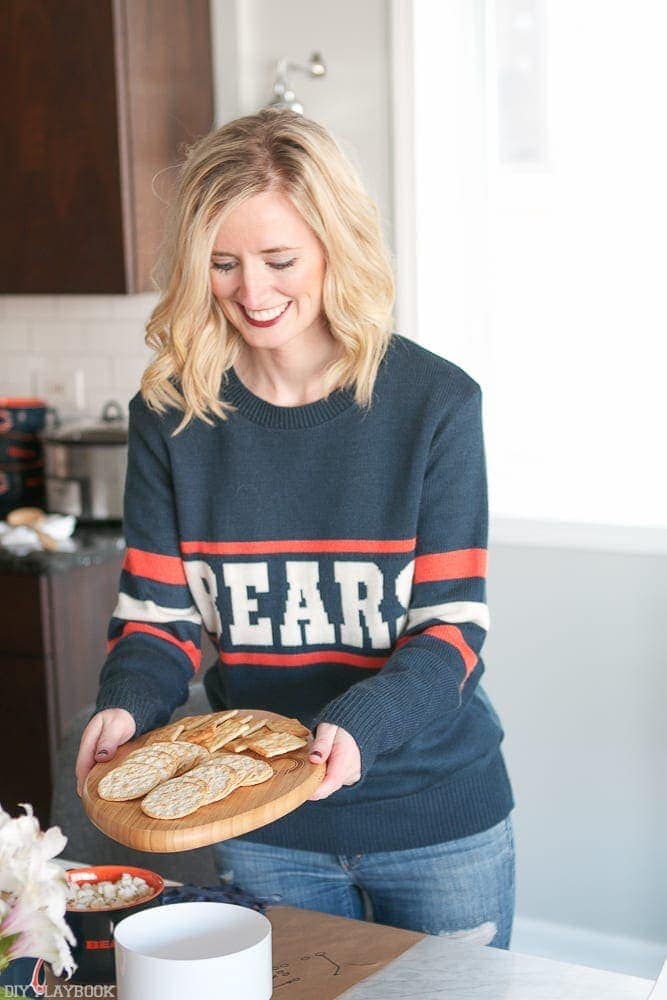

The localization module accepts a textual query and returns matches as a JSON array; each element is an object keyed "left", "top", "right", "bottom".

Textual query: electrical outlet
[{"left": 32, "top": 369, "right": 86, "bottom": 415}]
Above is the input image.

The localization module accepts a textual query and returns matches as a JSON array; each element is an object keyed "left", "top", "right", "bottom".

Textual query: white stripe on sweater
[
  {"left": 407, "top": 600, "right": 489, "bottom": 632},
  {"left": 113, "top": 592, "right": 202, "bottom": 627}
]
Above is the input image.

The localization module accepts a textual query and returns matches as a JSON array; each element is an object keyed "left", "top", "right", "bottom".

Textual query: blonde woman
[{"left": 76, "top": 109, "right": 515, "bottom": 945}]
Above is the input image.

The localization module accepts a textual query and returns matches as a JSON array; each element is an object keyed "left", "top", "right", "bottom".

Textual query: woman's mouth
[{"left": 240, "top": 301, "right": 292, "bottom": 328}]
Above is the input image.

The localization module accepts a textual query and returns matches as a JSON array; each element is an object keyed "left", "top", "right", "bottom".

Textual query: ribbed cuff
[
  {"left": 310, "top": 645, "right": 463, "bottom": 784},
  {"left": 95, "top": 677, "right": 172, "bottom": 737}
]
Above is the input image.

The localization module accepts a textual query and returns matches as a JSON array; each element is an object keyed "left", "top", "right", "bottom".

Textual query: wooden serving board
[{"left": 82, "top": 710, "right": 325, "bottom": 853}]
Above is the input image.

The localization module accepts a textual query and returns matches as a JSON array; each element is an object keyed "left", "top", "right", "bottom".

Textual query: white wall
[
  {"left": 213, "top": 0, "right": 393, "bottom": 243},
  {"left": 0, "top": 0, "right": 393, "bottom": 418},
  {"left": 484, "top": 541, "right": 667, "bottom": 973}
]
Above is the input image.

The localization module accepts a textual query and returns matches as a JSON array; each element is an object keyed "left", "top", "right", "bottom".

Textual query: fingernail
[
  {"left": 96, "top": 749, "right": 109, "bottom": 758},
  {"left": 310, "top": 750, "right": 322, "bottom": 758}
]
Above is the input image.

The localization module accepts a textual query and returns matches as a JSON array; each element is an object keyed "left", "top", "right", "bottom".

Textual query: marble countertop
[
  {"left": 339, "top": 934, "right": 654, "bottom": 1000},
  {"left": 0, "top": 524, "right": 125, "bottom": 574}
]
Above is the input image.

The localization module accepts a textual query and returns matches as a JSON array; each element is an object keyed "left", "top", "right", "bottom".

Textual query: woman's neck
[{"left": 235, "top": 333, "right": 341, "bottom": 406}]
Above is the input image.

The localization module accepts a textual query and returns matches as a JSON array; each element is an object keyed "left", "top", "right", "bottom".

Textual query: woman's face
[{"left": 210, "top": 190, "right": 329, "bottom": 353}]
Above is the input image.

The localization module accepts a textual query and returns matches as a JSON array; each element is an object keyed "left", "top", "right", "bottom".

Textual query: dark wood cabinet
[
  {"left": 0, "top": 554, "right": 124, "bottom": 825},
  {"left": 1, "top": 0, "right": 214, "bottom": 293}
]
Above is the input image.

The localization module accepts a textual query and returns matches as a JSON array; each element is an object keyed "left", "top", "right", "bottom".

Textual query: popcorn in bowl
[
  {"left": 66, "top": 871, "right": 153, "bottom": 910},
  {"left": 64, "top": 866, "right": 164, "bottom": 985}
]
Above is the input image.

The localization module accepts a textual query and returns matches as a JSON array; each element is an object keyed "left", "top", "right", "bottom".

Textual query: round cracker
[
  {"left": 132, "top": 741, "right": 191, "bottom": 759},
  {"left": 98, "top": 761, "right": 164, "bottom": 801},
  {"left": 185, "top": 763, "right": 241, "bottom": 803},
  {"left": 173, "top": 744, "right": 210, "bottom": 776},
  {"left": 210, "top": 752, "right": 274, "bottom": 786},
  {"left": 141, "top": 775, "right": 209, "bottom": 819},
  {"left": 123, "top": 748, "right": 180, "bottom": 780}
]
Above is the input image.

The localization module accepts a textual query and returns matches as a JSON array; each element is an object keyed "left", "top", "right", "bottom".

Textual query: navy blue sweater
[{"left": 96, "top": 334, "right": 513, "bottom": 852}]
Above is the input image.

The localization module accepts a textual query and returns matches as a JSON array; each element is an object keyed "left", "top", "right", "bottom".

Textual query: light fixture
[{"left": 267, "top": 51, "right": 326, "bottom": 115}]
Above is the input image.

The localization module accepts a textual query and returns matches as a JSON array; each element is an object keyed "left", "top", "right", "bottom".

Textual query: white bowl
[{"left": 114, "top": 901, "right": 272, "bottom": 999}]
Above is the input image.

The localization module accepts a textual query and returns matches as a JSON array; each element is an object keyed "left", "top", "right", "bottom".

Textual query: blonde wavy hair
[{"left": 141, "top": 108, "right": 395, "bottom": 432}]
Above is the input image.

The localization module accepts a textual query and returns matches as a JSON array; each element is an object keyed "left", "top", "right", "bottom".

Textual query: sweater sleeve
[
  {"left": 310, "top": 383, "right": 489, "bottom": 780},
  {"left": 95, "top": 394, "right": 203, "bottom": 735}
]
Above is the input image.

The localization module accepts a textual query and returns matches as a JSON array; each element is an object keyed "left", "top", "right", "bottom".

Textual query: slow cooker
[{"left": 43, "top": 400, "right": 128, "bottom": 522}]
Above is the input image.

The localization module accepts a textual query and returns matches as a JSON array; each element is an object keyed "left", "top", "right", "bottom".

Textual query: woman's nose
[{"left": 235, "top": 265, "right": 275, "bottom": 308}]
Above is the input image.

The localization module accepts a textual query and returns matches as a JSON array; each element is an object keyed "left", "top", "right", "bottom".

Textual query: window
[{"left": 400, "top": 0, "right": 667, "bottom": 536}]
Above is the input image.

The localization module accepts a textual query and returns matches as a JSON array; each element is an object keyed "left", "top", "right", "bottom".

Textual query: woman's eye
[
  {"left": 269, "top": 258, "right": 297, "bottom": 270},
  {"left": 211, "top": 258, "right": 298, "bottom": 274}
]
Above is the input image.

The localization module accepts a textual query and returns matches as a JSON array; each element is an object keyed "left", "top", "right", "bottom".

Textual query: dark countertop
[{"left": 0, "top": 524, "right": 126, "bottom": 575}]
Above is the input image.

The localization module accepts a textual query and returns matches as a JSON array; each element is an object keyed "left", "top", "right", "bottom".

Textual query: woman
[{"left": 75, "top": 109, "right": 515, "bottom": 946}]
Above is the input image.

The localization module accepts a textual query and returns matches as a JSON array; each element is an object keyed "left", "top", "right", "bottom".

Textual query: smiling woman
[
  {"left": 140, "top": 109, "right": 394, "bottom": 426},
  {"left": 208, "top": 190, "right": 331, "bottom": 403},
  {"left": 75, "top": 108, "right": 515, "bottom": 948}
]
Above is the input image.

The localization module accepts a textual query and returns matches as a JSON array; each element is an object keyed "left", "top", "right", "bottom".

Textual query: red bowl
[{"left": 66, "top": 865, "right": 164, "bottom": 912}]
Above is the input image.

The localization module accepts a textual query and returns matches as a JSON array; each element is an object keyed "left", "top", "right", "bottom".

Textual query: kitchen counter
[
  {"left": 48, "top": 861, "right": 659, "bottom": 1000},
  {"left": 0, "top": 523, "right": 125, "bottom": 574},
  {"left": 338, "top": 935, "right": 655, "bottom": 999}
]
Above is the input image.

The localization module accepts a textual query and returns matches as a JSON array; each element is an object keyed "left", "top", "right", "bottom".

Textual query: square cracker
[
  {"left": 246, "top": 731, "right": 308, "bottom": 758},
  {"left": 144, "top": 721, "right": 185, "bottom": 744},
  {"left": 178, "top": 710, "right": 239, "bottom": 734},
  {"left": 266, "top": 717, "right": 310, "bottom": 739},
  {"left": 226, "top": 725, "right": 272, "bottom": 753},
  {"left": 203, "top": 715, "right": 253, "bottom": 752}
]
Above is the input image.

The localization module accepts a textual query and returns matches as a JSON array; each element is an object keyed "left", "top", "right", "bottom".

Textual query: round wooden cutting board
[{"left": 82, "top": 710, "right": 325, "bottom": 853}]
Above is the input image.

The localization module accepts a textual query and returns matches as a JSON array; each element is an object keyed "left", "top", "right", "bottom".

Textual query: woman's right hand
[{"left": 75, "top": 708, "right": 136, "bottom": 796}]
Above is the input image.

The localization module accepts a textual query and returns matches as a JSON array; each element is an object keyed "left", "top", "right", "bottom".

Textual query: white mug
[{"left": 114, "top": 901, "right": 272, "bottom": 999}]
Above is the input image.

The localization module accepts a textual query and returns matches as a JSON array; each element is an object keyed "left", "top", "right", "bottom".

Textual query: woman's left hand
[{"left": 308, "top": 723, "right": 362, "bottom": 800}]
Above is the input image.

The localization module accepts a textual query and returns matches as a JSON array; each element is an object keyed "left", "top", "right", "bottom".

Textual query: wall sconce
[{"left": 267, "top": 51, "right": 326, "bottom": 115}]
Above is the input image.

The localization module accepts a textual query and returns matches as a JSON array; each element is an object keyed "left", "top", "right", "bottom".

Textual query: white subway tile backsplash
[
  {"left": 32, "top": 324, "right": 91, "bottom": 355},
  {"left": 111, "top": 355, "right": 148, "bottom": 389},
  {"left": 108, "top": 293, "right": 159, "bottom": 320},
  {"left": 1, "top": 296, "right": 62, "bottom": 320},
  {"left": 0, "top": 323, "right": 35, "bottom": 352},
  {"left": 1, "top": 352, "right": 49, "bottom": 386},
  {"left": 0, "top": 296, "right": 156, "bottom": 419}
]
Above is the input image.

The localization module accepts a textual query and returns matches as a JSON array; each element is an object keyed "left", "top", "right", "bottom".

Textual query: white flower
[{"left": 0, "top": 803, "right": 76, "bottom": 978}]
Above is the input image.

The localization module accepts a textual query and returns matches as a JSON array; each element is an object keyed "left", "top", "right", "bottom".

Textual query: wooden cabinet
[
  {"left": 0, "top": 0, "right": 214, "bottom": 293},
  {"left": 0, "top": 555, "right": 124, "bottom": 825}
]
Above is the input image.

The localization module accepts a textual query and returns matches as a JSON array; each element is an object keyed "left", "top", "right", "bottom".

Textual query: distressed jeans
[{"left": 212, "top": 815, "right": 515, "bottom": 948}]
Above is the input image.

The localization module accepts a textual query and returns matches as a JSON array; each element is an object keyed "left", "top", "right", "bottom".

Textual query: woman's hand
[
  {"left": 308, "top": 723, "right": 361, "bottom": 801},
  {"left": 75, "top": 708, "right": 136, "bottom": 796}
]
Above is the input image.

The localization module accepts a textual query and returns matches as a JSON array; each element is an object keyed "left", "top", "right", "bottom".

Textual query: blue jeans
[{"left": 212, "top": 816, "right": 515, "bottom": 949}]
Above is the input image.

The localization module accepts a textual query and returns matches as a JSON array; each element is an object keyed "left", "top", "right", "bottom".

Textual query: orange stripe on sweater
[
  {"left": 181, "top": 537, "right": 416, "bottom": 556},
  {"left": 124, "top": 548, "right": 188, "bottom": 586},
  {"left": 414, "top": 548, "right": 487, "bottom": 583},
  {"left": 219, "top": 649, "right": 389, "bottom": 670},
  {"left": 107, "top": 622, "right": 200, "bottom": 670},
  {"left": 396, "top": 623, "right": 478, "bottom": 677}
]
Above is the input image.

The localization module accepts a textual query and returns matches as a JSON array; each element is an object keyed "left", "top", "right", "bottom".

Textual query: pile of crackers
[{"left": 97, "top": 709, "right": 310, "bottom": 820}]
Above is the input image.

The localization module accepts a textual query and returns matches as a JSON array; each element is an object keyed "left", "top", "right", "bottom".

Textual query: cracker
[
  {"left": 173, "top": 744, "right": 210, "bottom": 776},
  {"left": 267, "top": 717, "right": 311, "bottom": 739},
  {"left": 246, "top": 731, "right": 308, "bottom": 758},
  {"left": 141, "top": 775, "right": 209, "bottom": 819},
  {"left": 186, "top": 763, "right": 243, "bottom": 803},
  {"left": 177, "top": 710, "right": 238, "bottom": 734},
  {"left": 122, "top": 748, "right": 180, "bottom": 780},
  {"left": 226, "top": 725, "right": 272, "bottom": 753},
  {"left": 129, "top": 741, "right": 191, "bottom": 760},
  {"left": 185, "top": 715, "right": 253, "bottom": 752},
  {"left": 242, "top": 716, "right": 271, "bottom": 737},
  {"left": 210, "top": 752, "right": 274, "bottom": 786},
  {"left": 98, "top": 761, "right": 164, "bottom": 801},
  {"left": 144, "top": 722, "right": 185, "bottom": 743}
]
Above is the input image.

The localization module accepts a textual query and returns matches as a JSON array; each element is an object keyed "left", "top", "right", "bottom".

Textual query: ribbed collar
[{"left": 223, "top": 366, "right": 357, "bottom": 429}]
